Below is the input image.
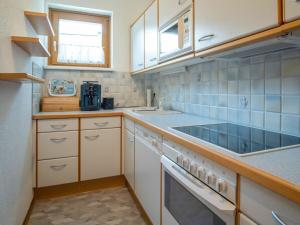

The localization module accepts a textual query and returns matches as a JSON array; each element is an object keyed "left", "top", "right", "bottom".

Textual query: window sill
[{"left": 44, "top": 65, "right": 114, "bottom": 72}]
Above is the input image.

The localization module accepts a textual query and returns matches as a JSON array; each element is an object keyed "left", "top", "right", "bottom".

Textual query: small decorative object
[{"left": 48, "top": 79, "right": 76, "bottom": 96}]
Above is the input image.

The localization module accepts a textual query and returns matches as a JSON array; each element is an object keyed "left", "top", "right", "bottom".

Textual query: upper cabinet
[
  {"left": 131, "top": 15, "right": 145, "bottom": 72},
  {"left": 159, "top": 0, "right": 193, "bottom": 28},
  {"left": 284, "top": 0, "right": 300, "bottom": 22},
  {"left": 145, "top": 1, "right": 158, "bottom": 68},
  {"left": 194, "top": 0, "right": 279, "bottom": 52}
]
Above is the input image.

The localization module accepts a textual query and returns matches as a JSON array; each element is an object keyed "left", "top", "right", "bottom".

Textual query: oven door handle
[{"left": 161, "top": 156, "right": 236, "bottom": 216}]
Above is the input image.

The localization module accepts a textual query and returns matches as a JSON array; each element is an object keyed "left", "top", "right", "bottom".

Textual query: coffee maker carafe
[{"left": 80, "top": 81, "right": 101, "bottom": 111}]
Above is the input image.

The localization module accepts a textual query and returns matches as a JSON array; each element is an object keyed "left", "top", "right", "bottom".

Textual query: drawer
[
  {"left": 124, "top": 117, "right": 135, "bottom": 133},
  {"left": 38, "top": 131, "right": 78, "bottom": 160},
  {"left": 38, "top": 119, "right": 78, "bottom": 132},
  {"left": 240, "top": 177, "right": 300, "bottom": 225},
  {"left": 38, "top": 157, "right": 78, "bottom": 187},
  {"left": 81, "top": 117, "right": 121, "bottom": 130}
]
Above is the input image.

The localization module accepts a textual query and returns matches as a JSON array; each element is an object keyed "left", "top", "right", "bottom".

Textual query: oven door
[{"left": 161, "top": 156, "right": 236, "bottom": 225}]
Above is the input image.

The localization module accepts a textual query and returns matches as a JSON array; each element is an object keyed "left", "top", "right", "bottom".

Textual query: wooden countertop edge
[
  {"left": 32, "top": 111, "right": 300, "bottom": 204},
  {"left": 124, "top": 113, "right": 300, "bottom": 205},
  {"left": 32, "top": 111, "right": 123, "bottom": 119}
]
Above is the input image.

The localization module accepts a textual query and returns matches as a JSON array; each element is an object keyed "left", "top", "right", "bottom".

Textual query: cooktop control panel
[{"left": 163, "top": 138, "right": 237, "bottom": 204}]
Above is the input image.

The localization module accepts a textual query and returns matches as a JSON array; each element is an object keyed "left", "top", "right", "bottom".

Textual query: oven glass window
[{"left": 165, "top": 172, "right": 226, "bottom": 225}]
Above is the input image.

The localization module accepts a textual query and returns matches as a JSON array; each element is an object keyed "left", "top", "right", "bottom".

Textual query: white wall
[
  {"left": 0, "top": 0, "right": 44, "bottom": 224},
  {"left": 45, "top": 0, "right": 153, "bottom": 72}
]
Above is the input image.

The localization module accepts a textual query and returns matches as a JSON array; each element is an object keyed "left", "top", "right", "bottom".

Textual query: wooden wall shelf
[
  {"left": 11, "top": 36, "right": 50, "bottom": 57},
  {"left": 0, "top": 73, "right": 45, "bottom": 83},
  {"left": 25, "top": 11, "right": 55, "bottom": 36}
]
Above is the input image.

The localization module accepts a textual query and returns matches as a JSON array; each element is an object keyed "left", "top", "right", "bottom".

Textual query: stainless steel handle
[
  {"left": 138, "top": 63, "right": 144, "bottom": 67},
  {"left": 198, "top": 34, "right": 215, "bottom": 42},
  {"left": 272, "top": 211, "right": 287, "bottom": 225},
  {"left": 94, "top": 122, "right": 109, "bottom": 127},
  {"left": 50, "top": 164, "right": 67, "bottom": 171},
  {"left": 50, "top": 137, "right": 67, "bottom": 143},
  {"left": 50, "top": 124, "right": 67, "bottom": 130},
  {"left": 150, "top": 57, "right": 157, "bottom": 62},
  {"left": 85, "top": 135, "right": 100, "bottom": 141}
]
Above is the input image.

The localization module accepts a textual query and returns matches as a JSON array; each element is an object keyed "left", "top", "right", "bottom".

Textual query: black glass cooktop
[{"left": 173, "top": 123, "right": 300, "bottom": 155}]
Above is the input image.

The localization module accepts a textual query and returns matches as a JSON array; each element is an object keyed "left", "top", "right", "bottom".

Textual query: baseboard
[
  {"left": 125, "top": 179, "right": 153, "bottom": 225},
  {"left": 35, "top": 175, "right": 125, "bottom": 200},
  {"left": 22, "top": 196, "right": 35, "bottom": 225}
]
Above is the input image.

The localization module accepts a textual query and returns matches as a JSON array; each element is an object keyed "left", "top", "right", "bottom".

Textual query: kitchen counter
[{"left": 33, "top": 109, "right": 300, "bottom": 204}]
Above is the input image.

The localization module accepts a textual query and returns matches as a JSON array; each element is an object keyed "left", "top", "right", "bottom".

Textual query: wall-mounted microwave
[{"left": 159, "top": 8, "right": 193, "bottom": 62}]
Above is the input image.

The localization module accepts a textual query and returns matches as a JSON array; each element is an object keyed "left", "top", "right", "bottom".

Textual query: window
[{"left": 49, "top": 9, "right": 111, "bottom": 68}]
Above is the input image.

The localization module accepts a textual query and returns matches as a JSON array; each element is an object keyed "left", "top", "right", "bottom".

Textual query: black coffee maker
[{"left": 80, "top": 81, "right": 101, "bottom": 111}]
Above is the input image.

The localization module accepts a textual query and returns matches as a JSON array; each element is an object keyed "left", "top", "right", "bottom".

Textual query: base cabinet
[
  {"left": 81, "top": 128, "right": 121, "bottom": 181},
  {"left": 124, "top": 129, "right": 135, "bottom": 189},
  {"left": 240, "top": 177, "right": 300, "bottom": 225}
]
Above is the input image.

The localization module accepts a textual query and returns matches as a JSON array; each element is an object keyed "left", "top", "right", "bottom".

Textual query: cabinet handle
[
  {"left": 94, "top": 122, "right": 109, "bottom": 127},
  {"left": 128, "top": 137, "right": 134, "bottom": 143},
  {"left": 50, "top": 137, "right": 67, "bottom": 143},
  {"left": 50, "top": 124, "right": 67, "bottom": 130},
  {"left": 138, "top": 63, "right": 144, "bottom": 67},
  {"left": 178, "top": 0, "right": 187, "bottom": 5},
  {"left": 150, "top": 57, "right": 157, "bottom": 62},
  {"left": 50, "top": 164, "right": 67, "bottom": 171},
  {"left": 198, "top": 34, "right": 215, "bottom": 42},
  {"left": 85, "top": 135, "right": 100, "bottom": 141},
  {"left": 272, "top": 211, "right": 287, "bottom": 225}
]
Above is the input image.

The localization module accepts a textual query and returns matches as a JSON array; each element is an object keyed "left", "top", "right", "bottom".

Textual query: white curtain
[{"left": 57, "top": 19, "right": 105, "bottom": 64}]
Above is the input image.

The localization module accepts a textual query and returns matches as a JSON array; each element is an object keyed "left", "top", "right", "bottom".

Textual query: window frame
[{"left": 49, "top": 9, "right": 111, "bottom": 68}]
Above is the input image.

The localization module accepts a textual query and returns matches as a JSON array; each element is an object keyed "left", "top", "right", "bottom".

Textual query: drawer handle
[
  {"left": 272, "top": 211, "right": 287, "bottom": 225},
  {"left": 85, "top": 135, "right": 100, "bottom": 141},
  {"left": 50, "top": 164, "right": 67, "bottom": 171},
  {"left": 94, "top": 122, "right": 109, "bottom": 127},
  {"left": 150, "top": 57, "right": 157, "bottom": 62},
  {"left": 50, "top": 124, "right": 67, "bottom": 130},
  {"left": 198, "top": 34, "right": 215, "bottom": 42},
  {"left": 138, "top": 63, "right": 144, "bottom": 67},
  {"left": 50, "top": 137, "right": 67, "bottom": 143}
]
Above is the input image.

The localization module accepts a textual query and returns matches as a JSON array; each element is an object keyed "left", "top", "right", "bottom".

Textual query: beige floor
[{"left": 28, "top": 187, "right": 147, "bottom": 225}]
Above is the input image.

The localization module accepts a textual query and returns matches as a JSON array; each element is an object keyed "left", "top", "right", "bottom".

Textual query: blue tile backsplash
[{"left": 148, "top": 49, "right": 300, "bottom": 136}]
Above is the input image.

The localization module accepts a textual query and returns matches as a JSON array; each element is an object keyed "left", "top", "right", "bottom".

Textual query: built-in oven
[
  {"left": 159, "top": 7, "right": 193, "bottom": 62},
  {"left": 161, "top": 155, "right": 236, "bottom": 225}
]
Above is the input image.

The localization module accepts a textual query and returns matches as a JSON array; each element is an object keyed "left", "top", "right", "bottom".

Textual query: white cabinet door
[
  {"left": 194, "top": 0, "right": 279, "bottom": 51},
  {"left": 135, "top": 135, "right": 161, "bottom": 225},
  {"left": 124, "top": 129, "right": 135, "bottom": 189},
  {"left": 284, "top": 0, "right": 300, "bottom": 22},
  {"left": 81, "top": 128, "right": 120, "bottom": 181},
  {"left": 131, "top": 16, "right": 145, "bottom": 72},
  {"left": 240, "top": 177, "right": 300, "bottom": 225},
  {"left": 159, "top": 0, "right": 192, "bottom": 27},
  {"left": 145, "top": 1, "right": 158, "bottom": 68}
]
